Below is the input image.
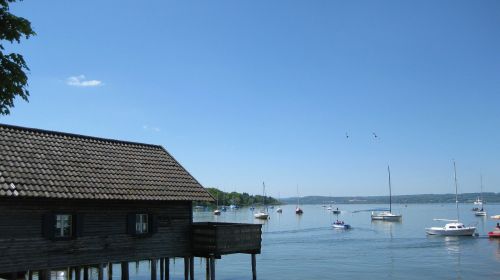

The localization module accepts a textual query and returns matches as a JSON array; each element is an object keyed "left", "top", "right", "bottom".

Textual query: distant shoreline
[{"left": 280, "top": 192, "right": 500, "bottom": 205}]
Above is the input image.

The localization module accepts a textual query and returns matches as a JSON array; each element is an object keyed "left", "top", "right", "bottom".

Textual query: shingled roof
[{"left": 0, "top": 124, "right": 214, "bottom": 201}]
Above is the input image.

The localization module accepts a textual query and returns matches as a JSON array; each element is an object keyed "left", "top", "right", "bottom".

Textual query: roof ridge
[{"left": 0, "top": 123, "right": 163, "bottom": 149}]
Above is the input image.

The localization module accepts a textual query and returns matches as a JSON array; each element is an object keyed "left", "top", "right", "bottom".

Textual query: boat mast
[
  {"left": 453, "top": 161, "right": 459, "bottom": 221},
  {"left": 296, "top": 185, "right": 299, "bottom": 207},
  {"left": 388, "top": 165, "right": 392, "bottom": 213},
  {"left": 262, "top": 182, "right": 266, "bottom": 212},
  {"left": 480, "top": 174, "right": 484, "bottom": 209}
]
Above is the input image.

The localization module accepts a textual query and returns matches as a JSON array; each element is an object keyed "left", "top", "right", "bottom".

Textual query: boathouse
[{"left": 0, "top": 124, "right": 262, "bottom": 280}]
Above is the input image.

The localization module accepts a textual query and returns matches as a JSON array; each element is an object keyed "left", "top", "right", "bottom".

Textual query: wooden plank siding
[
  {"left": 192, "top": 223, "right": 262, "bottom": 256},
  {"left": 0, "top": 198, "right": 193, "bottom": 273}
]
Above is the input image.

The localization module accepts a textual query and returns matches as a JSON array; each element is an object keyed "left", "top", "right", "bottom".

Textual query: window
[
  {"left": 449, "top": 226, "right": 456, "bottom": 229},
  {"left": 55, "top": 214, "right": 72, "bottom": 238},
  {"left": 136, "top": 214, "right": 149, "bottom": 234}
]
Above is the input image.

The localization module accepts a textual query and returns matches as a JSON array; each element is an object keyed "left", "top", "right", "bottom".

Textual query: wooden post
[
  {"left": 189, "top": 257, "right": 194, "bottom": 280},
  {"left": 107, "top": 263, "right": 113, "bottom": 280},
  {"left": 159, "top": 259, "right": 164, "bottom": 280},
  {"left": 28, "top": 270, "right": 33, "bottom": 280},
  {"left": 165, "top": 258, "right": 169, "bottom": 280},
  {"left": 39, "top": 270, "right": 49, "bottom": 280},
  {"left": 205, "top": 258, "right": 210, "bottom": 280},
  {"left": 251, "top": 254, "right": 257, "bottom": 280},
  {"left": 83, "top": 266, "right": 89, "bottom": 280},
  {"left": 210, "top": 256, "right": 215, "bottom": 280},
  {"left": 151, "top": 259, "right": 157, "bottom": 280},
  {"left": 10, "top": 272, "right": 17, "bottom": 280},
  {"left": 183, "top": 257, "right": 189, "bottom": 280},
  {"left": 120, "top": 262, "right": 129, "bottom": 280},
  {"left": 98, "top": 264, "right": 104, "bottom": 280},
  {"left": 75, "top": 268, "right": 81, "bottom": 280}
]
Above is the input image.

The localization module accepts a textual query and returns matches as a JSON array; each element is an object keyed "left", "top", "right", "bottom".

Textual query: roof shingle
[{"left": 0, "top": 124, "right": 214, "bottom": 202}]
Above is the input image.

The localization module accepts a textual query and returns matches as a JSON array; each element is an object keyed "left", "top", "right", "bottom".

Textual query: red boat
[{"left": 488, "top": 230, "right": 500, "bottom": 238}]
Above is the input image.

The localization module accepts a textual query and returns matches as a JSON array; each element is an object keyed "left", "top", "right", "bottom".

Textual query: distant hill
[{"left": 280, "top": 192, "right": 500, "bottom": 204}]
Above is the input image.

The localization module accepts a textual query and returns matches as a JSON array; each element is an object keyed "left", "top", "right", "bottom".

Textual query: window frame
[{"left": 135, "top": 213, "right": 149, "bottom": 235}]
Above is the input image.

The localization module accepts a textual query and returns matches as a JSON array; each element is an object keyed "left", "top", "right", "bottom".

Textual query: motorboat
[
  {"left": 488, "top": 225, "right": 500, "bottom": 238},
  {"left": 473, "top": 197, "right": 483, "bottom": 205},
  {"left": 491, "top": 215, "right": 500, "bottom": 219},
  {"left": 213, "top": 209, "right": 221, "bottom": 216},
  {"left": 425, "top": 221, "right": 476, "bottom": 236},
  {"left": 326, "top": 206, "right": 332, "bottom": 211},
  {"left": 332, "top": 220, "right": 351, "bottom": 229},
  {"left": 276, "top": 207, "right": 282, "bottom": 213},
  {"left": 371, "top": 166, "right": 402, "bottom": 221},
  {"left": 295, "top": 207, "right": 303, "bottom": 215},
  {"left": 332, "top": 208, "right": 341, "bottom": 214}
]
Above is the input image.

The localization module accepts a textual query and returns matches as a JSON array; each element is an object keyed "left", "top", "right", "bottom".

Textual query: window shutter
[
  {"left": 73, "top": 213, "right": 84, "bottom": 238},
  {"left": 42, "top": 213, "right": 55, "bottom": 239},
  {"left": 149, "top": 213, "right": 159, "bottom": 235},
  {"left": 127, "top": 213, "right": 136, "bottom": 235}
]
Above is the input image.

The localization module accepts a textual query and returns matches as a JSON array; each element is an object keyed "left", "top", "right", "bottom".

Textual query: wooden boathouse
[{"left": 0, "top": 124, "right": 262, "bottom": 280}]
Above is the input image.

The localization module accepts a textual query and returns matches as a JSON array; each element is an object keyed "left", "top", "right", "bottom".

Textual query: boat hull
[
  {"left": 371, "top": 212, "right": 402, "bottom": 221},
  {"left": 254, "top": 213, "right": 269, "bottom": 220},
  {"left": 332, "top": 224, "right": 351, "bottom": 229},
  {"left": 474, "top": 211, "right": 487, "bottom": 216},
  {"left": 425, "top": 227, "right": 476, "bottom": 236},
  {"left": 332, "top": 210, "right": 341, "bottom": 214},
  {"left": 488, "top": 231, "right": 500, "bottom": 238}
]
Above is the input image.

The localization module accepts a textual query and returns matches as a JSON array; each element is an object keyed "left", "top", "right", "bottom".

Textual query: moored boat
[
  {"left": 332, "top": 207, "right": 341, "bottom": 214},
  {"left": 254, "top": 182, "right": 270, "bottom": 220},
  {"left": 371, "top": 166, "right": 402, "bottom": 221},
  {"left": 332, "top": 220, "right": 351, "bottom": 229},
  {"left": 426, "top": 222, "right": 476, "bottom": 236}
]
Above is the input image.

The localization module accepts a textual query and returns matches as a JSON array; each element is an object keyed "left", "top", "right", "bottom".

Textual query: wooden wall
[{"left": 0, "top": 198, "right": 192, "bottom": 273}]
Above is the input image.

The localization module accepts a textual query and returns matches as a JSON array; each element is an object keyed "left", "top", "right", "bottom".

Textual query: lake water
[{"left": 133, "top": 203, "right": 500, "bottom": 279}]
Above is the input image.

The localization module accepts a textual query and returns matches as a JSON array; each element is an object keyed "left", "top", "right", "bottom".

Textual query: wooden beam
[
  {"left": 28, "top": 270, "right": 33, "bottom": 280},
  {"left": 189, "top": 257, "right": 194, "bottom": 280},
  {"left": 210, "top": 256, "right": 215, "bottom": 280},
  {"left": 107, "top": 263, "right": 113, "bottom": 280},
  {"left": 165, "top": 258, "right": 169, "bottom": 280},
  {"left": 159, "top": 258, "right": 164, "bottom": 280},
  {"left": 39, "top": 270, "right": 49, "bottom": 280},
  {"left": 205, "top": 258, "right": 210, "bottom": 280},
  {"left": 151, "top": 259, "right": 157, "bottom": 280},
  {"left": 121, "top": 262, "right": 129, "bottom": 280},
  {"left": 83, "top": 267, "right": 89, "bottom": 280},
  {"left": 75, "top": 267, "right": 81, "bottom": 280},
  {"left": 183, "top": 257, "right": 189, "bottom": 280},
  {"left": 251, "top": 254, "right": 257, "bottom": 280}
]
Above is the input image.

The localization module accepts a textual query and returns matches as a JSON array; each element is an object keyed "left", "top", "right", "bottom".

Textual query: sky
[{"left": 2, "top": 0, "right": 500, "bottom": 197}]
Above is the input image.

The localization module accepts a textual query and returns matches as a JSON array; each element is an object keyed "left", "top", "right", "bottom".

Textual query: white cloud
[
  {"left": 143, "top": 125, "right": 161, "bottom": 132},
  {"left": 66, "top": 75, "right": 102, "bottom": 87}
]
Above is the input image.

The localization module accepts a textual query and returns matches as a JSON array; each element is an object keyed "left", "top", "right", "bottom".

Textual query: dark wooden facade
[
  {"left": 192, "top": 223, "right": 262, "bottom": 256},
  {"left": 0, "top": 198, "right": 192, "bottom": 273}
]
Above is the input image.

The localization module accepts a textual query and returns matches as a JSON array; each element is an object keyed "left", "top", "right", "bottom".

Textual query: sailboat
[
  {"left": 213, "top": 192, "right": 221, "bottom": 216},
  {"left": 295, "top": 185, "right": 303, "bottom": 214},
  {"left": 425, "top": 161, "right": 476, "bottom": 236},
  {"left": 254, "top": 182, "right": 270, "bottom": 220},
  {"left": 276, "top": 192, "right": 283, "bottom": 213},
  {"left": 474, "top": 175, "right": 487, "bottom": 216},
  {"left": 371, "top": 166, "right": 402, "bottom": 221}
]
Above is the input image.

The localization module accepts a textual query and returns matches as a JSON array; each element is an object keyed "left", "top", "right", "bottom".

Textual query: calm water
[{"left": 131, "top": 203, "right": 500, "bottom": 280}]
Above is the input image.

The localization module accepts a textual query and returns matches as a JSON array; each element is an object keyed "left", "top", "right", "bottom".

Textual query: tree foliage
[
  {"left": 0, "top": 0, "right": 35, "bottom": 115},
  {"left": 202, "top": 188, "right": 280, "bottom": 207}
]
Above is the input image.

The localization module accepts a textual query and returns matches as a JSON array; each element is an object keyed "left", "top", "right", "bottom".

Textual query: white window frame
[
  {"left": 135, "top": 214, "right": 149, "bottom": 234},
  {"left": 55, "top": 214, "right": 72, "bottom": 238}
]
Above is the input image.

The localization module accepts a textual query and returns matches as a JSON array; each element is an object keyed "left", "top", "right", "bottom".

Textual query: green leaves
[{"left": 0, "top": 0, "right": 35, "bottom": 115}]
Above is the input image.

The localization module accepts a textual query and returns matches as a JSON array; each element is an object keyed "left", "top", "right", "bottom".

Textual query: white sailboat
[
  {"left": 213, "top": 192, "right": 221, "bottom": 216},
  {"left": 474, "top": 175, "right": 487, "bottom": 216},
  {"left": 295, "top": 185, "right": 303, "bottom": 215},
  {"left": 276, "top": 192, "right": 283, "bottom": 213},
  {"left": 371, "top": 166, "right": 402, "bottom": 221},
  {"left": 254, "top": 182, "right": 269, "bottom": 220},
  {"left": 425, "top": 161, "right": 476, "bottom": 236}
]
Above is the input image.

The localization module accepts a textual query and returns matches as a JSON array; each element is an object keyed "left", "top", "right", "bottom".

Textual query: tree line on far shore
[{"left": 198, "top": 188, "right": 280, "bottom": 207}]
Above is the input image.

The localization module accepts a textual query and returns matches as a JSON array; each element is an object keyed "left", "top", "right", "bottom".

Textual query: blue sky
[{"left": 2, "top": 0, "right": 500, "bottom": 197}]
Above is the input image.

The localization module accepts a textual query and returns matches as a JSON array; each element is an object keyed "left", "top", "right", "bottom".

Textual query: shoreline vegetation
[
  {"left": 197, "top": 189, "right": 500, "bottom": 207},
  {"left": 280, "top": 192, "right": 500, "bottom": 205},
  {"left": 199, "top": 188, "right": 280, "bottom": 207}
]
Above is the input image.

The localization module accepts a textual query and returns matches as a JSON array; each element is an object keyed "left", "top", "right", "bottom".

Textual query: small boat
[
  {"left": 491, "top": 215, "right": 500, "bottom": 220},
  {"left": 295, "top": 185, "right": 303, "bottom": 215},
  {"left": 254, "top": 182, "right": 270, "bottom": 220},
  {"left": 425, "top": 161, "right": 476, "bottom": 236},
  {"left": 326, "top": 206, "right": 332, "bottom": 211},
  {"left": 276, "top": 193, "right": 283, "bottom": 213},
  {"left": 332, "top": 220, "right": 351, "bottom": 229},
  {"left": 213, "top": 209, "right": 221, "bottom": 216},
  {"left": 473, "top": 197, "right": 483, "bottom": 205},
  {"left": 488, "top": 231, "right": 500, "bottom": 238},
  {"left": 426, "top": 221, "right": 476, "bottom": 236},
  {"left": 332, "top": 208, "right": 341, "bottom": 214},
  {"left": 371, "top": 166, "right": 402, "bottom": 221},
  {"left": 475, "top": 208, "right": 487, "bottom": 216},
  {"left": 473, "top": 175, "right": 486, "bottom": 216}
]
